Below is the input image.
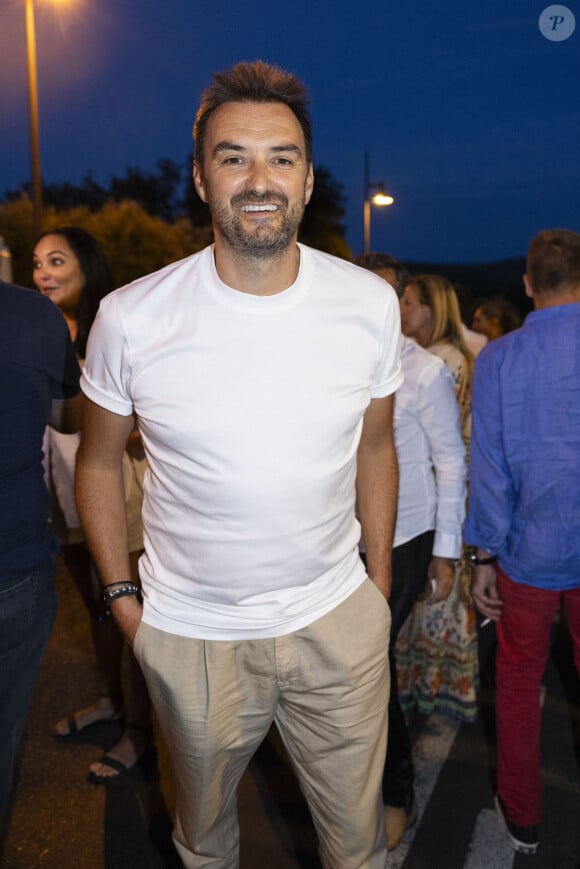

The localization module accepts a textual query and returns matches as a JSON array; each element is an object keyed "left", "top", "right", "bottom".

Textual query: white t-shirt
[
  {"left": 82, "top": 244, "right": 403, "bottom": 639},
  {"left": 393, "top": 338, "right": 466, "bottom": 556}
]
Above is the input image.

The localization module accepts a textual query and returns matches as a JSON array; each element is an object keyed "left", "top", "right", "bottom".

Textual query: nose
[
  {"left": 36, "top": 264, "right": 51, "bottom": 282},
  {"left": 34, "top": 262, "right": 52, "bottom": 289},
  {"left": 246, "top": 159, "right": 270, "bottom": 193}
]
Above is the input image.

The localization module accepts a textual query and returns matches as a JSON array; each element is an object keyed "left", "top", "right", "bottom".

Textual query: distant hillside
[{"left": 403, "top": 257, "right": 531, "bottom": 317}]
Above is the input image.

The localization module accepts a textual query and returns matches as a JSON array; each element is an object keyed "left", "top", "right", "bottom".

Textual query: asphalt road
[{"left": 2, "top": 560, "right": 580, "bottom": 868}]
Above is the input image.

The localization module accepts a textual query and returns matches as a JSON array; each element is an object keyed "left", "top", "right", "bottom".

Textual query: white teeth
[{"left": 241, "top": 204, "right": 278, "bottom": 212}]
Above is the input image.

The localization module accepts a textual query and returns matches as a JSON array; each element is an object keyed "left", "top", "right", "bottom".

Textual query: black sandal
[
  {"left": 86, "top": 723, "right": 156, "bottom": 786},
  {"left": 52, "top": 693, "right": 125, "bottom": 739}
]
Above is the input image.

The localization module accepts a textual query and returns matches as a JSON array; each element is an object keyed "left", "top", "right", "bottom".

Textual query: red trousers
[{"left": 496, "top": 565, "right": 580, "bottom": 825}]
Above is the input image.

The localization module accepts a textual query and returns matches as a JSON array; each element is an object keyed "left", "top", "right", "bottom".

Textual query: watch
[{"left": 469, "top": 553, "right": 497, "bottom": 566}]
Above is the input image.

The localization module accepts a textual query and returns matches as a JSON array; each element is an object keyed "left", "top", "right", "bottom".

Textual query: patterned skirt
[{"left": 395, "top": 547, "right": 479, "bottom": 722}]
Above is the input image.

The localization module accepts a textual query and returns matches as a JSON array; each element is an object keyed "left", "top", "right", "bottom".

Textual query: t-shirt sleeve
[
  {"left": 370, "top": 288, "right": 404, "bottom": 398},
  {"left": 80, "top": 294, "right": 134, "bottom": 417}
]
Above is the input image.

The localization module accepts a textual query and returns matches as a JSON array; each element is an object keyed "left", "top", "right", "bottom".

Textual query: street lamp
[
  {"left": 363, "top": 153, "right": 394, "bottom": 254},
  {"left": 25, "top": 0, "right": 43, "bottom": 236}
]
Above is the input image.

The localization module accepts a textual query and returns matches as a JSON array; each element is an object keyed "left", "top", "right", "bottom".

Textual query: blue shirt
[
  {"left": 0, "top": 283, "right": 80, "bottom": 574},
  {"left": 464, "top": 301, "right": 580, "bottom": 590}
]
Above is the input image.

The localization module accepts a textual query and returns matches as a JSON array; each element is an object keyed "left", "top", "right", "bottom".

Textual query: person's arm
[
  {"left": 48, "top": 309, "right": 82, "bottom": 432},
  {"left": 464, "top": 349, "right": 513, "bottom": 553},
  {"left": 421, "top": 364, "right": 467, "bottom": 603},
  {"left": 75, "top": 396, "right": 141, "bottom": 644},
  {"left": 464, "top": 347, "right": 512, "bottom": 619},
  {"left": 356, "top": 394, "right": 398, "bottom": 599},
  {"left": 471, "top": 554, "right": 502, "bottom": 622},
  {"left": 49, "top": 393, "right": 82, "bottom": 433}
]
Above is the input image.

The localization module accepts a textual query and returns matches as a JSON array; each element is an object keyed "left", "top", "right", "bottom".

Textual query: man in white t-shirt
[{"left": 76, "top": 61, "right": 402, "bottom": 868}]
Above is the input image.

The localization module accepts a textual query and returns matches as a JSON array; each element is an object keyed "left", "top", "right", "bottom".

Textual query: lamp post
[
  {"left": 363, "top": 153, "right": 394, "bottom": 254},
  {"left": 25, "top": 0, "right": 43, "bottom": 235}
]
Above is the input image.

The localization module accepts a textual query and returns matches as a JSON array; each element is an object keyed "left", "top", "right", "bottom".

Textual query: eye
[
  {"left": 222, "top": 156, "right": 244, "bottom": 165},
  {"left": 273, "top": 157, "right": 293, "bottom": 166}
]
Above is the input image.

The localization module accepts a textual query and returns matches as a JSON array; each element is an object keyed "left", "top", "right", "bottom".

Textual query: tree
[
  {"left": 77, "top": 199, "right": 210, "bottom": 286},
  {"left": 0, "top": 196, "right": 211, "bottom": 288},
  {"left": 3, "top": 159, "right": 185, "bottom": 223},
  {"left": 299, "top": 165, "right": 351, "bottom": 259},
  {"left": 109, "top": 159, "right": 184, "bottom": 222},
  {"left": 0, "top": 195, "right": 35, "bottom": 287}
]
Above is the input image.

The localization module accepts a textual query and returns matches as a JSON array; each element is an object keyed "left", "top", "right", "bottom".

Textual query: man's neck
[
  {"left": 213, "top": 238, "right": 301, "bottom": 296},
  {"left": 533, "top": 286, "right": 580, "bottom": 310}
]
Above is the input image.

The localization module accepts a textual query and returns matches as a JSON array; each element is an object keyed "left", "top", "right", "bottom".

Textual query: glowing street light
[
  {"left": 372, "top": 193, "right": 394, "bottom": 207},
  {"left": 363, "top": 153, "right": 394, "bottom": 254}
]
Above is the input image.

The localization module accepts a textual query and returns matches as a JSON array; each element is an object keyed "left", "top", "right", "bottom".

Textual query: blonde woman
[
  {"left": 397, "top": 274, "right": 478, "bottom": 722},
  {"left": 400, "top": 274, "right": 473, "bottom": 440}
]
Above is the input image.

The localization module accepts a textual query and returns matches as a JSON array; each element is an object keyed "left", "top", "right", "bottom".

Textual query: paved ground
[{"left": 2, "top": 560, "right": 580, "bottom": 868}]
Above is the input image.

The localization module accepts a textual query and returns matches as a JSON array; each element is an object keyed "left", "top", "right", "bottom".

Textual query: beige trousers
[{"left": 134, "top": 578, "right": 390, "bottom": 868}]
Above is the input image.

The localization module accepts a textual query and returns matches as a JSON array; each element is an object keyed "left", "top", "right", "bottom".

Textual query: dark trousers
[
  {"left": 0, "top": 564, "right": 56, "bottom": 844},
  {"left": 382, "top": 530, "right": 434, "bottom": 807}
]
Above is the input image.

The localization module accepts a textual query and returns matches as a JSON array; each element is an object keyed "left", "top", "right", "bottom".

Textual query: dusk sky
[{"left": 1, "top": 0, "right": 579, "bottom": 263}]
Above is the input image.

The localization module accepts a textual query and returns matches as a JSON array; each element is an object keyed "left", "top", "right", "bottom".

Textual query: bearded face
[
  {"left": 194, "top": 101, "right": 314, "bottom": 260},
  {"left": 204, "top": 186, "right": 309, "bottom": 259}
]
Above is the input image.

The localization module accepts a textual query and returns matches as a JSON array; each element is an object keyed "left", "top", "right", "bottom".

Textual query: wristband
[{"left": 102, "top": 582, "right": 142, "bottom": 616}]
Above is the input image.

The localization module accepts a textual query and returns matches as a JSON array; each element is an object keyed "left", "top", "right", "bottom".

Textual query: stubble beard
[{"left": 208, "top": 189, "right": 306, "bottom": 260}]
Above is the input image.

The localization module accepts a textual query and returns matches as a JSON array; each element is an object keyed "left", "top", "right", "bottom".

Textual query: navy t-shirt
[{"left": 0, "top": 283, "right": 80, "bottom": 574}]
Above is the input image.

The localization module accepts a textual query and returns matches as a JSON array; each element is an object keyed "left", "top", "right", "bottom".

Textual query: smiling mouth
[{"left": 240, "top": 204, "right": 278, "bottom": 213}]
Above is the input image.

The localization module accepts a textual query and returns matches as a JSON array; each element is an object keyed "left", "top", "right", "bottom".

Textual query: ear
[
  {"left": 193, "top": 162, "right": 208, "bottom": 203},
  {"left": 304, "top": 164, "right": 314, "bottom": 206},
  {"left": 523, "top": 273, "right": 534, "bottom": 299}
]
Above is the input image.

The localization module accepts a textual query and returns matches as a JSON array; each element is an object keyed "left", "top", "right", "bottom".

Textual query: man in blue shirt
[
  {"left": 0, "top": 282, "right": 80, "bottom": 844},
  {"left": 464, "top": 229, "right": 580, "bottom": 856}
]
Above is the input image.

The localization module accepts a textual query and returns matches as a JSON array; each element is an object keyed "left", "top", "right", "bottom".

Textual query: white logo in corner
[{"left": 539, "top": 5, "right": 576, "bottom": 41}]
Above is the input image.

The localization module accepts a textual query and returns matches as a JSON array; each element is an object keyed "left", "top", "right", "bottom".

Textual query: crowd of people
[{"left": 1, "top": 59, "right": 579, "bottom": 868}]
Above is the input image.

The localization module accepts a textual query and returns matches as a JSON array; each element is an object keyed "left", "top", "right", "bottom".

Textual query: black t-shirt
[{"left": 0, "top": 283, "right": 80, "bottom": 573}]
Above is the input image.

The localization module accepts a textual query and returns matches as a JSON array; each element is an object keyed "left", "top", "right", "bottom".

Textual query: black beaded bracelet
[
  {"left": 469, "top": 553, "right": 497, "bottom": 566},
  {"left": 104, "top": 580, "right": 136, "bottom": 592},
  {"left": 102, "top": 582, "right": 141, "bottom": 616}
]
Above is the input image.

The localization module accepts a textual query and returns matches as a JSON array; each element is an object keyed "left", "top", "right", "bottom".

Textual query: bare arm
[
  {"left": 49, "top": 393, "right": 82, "bottom": 433},
  {"left": 75, "top": 396, "right": 141, "bottom": 644},
  {"left": 427, "top": 555, "right": 456, "bottom": 603},
  {"left": 470, "top": 553, "right": 502, "bottom": 622},
  {"left": 356, "top": 394, "right": 398, "bottom": 599}
]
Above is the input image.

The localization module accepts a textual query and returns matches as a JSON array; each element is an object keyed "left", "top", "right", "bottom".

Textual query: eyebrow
[
  {"left": 33, "top": 249, "right": 69, "bottom": 258},
  {"left": 214, "top": 142, "right": 303, "bottom": 158}
]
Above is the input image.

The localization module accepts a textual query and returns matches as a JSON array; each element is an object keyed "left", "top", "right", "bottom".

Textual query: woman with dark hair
[
  {"left": 33, "top": 227, "right": 153, "bottom": 784},
  {"left": 471, "top": 296, "right": 522, "bottom": 341}
]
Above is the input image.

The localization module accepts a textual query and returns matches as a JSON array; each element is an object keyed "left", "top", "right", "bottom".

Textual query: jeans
[
  {"left": 382, "top": 531, "right": 434, "bottom": 807},
  {"left": 0, "top": 564, "right": 56, "bottom": 842}
]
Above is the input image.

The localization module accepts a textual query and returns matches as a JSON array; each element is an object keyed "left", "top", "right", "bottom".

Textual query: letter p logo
[{"left": 539, "top": 5, "right": 576, "bottom": 41}]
